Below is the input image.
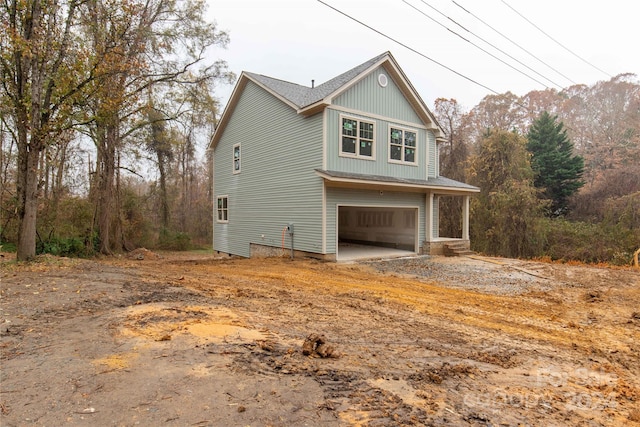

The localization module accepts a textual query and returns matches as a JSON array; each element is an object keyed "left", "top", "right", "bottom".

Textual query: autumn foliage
[
  {"left": 1, "top": 3, "right": 638, "bottom": 265},
  {"left": 435, "top": 74, "right": 640, "bottom": 265}
]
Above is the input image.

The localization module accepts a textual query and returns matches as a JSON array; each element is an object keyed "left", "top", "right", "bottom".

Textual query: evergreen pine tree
[{"left": 526, "top": 112, "right": 584, "bottom": 215}]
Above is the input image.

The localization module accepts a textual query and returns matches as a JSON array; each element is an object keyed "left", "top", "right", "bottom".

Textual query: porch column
[
  {"left": 425, "top": 193, "right": 434, "bottom": 241},
  {"left": 462, "top": 195, "right": 470, "bottom": 240}
]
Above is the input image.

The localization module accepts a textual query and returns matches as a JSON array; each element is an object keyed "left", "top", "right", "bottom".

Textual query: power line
[
  {"left": 315, "top": 0, "right": 500, "bottom": 96},
  {"left": 452, "top": 0, "right": 577, "bottom": 85},
  {"left": 413, "top": 0, "right": 564, "bottom": 90},
  {"left": 402, "top": 0, "right": 549, "bottom": 89},
  {"left": 501, "top": 0, "right": 612, "bottom": 78}
]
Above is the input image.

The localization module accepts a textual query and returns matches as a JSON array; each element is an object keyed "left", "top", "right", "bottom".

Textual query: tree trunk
[
  {"left": 92, "top": 119, "right": 118, "bottom": 254},
  {"left": 113, "top": 150, "right": 124, "bottom": 251},
  {"left": 97, "top": 148, "right": 114, "bottom": 254},
  {"left": 158, "top": 150, "right": 169, "bottom": 229},
  {"left": 179, "top": 147, "right": 187, "bottom": 232},
  {"left": 0, "top": 124, "right": 12, "bottom": 243},
  {"left": 16, "top": 143, "right": 40, "bottom": 260},
  {"left": 49, "top": 139, "right": 69, "bottom": 233}
]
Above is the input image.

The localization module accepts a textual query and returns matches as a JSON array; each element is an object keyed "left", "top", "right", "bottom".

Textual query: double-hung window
[
  {"left": 216, "top": 196, "right": 228, "bottom": 222},
  {"left": 389, "top": 126, "right": 417, "bottom": 164},
  {"left": 341, "top": 116, "right": 375, "bottom": 159}
]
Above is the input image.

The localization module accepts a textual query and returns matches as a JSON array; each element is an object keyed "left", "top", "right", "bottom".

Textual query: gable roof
[
  {"left": 210, "top": 52, "right": 445, "bottom": 150},
  {"left": 244, "top": 52, "right": 389, "bottom": 109}
]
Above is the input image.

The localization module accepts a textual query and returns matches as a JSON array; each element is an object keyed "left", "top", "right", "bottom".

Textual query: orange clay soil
[{"left": 1, "top": 252, "right": 639, "bottom": 426}]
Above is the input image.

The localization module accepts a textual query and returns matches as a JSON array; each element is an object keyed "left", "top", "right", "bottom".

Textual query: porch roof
[{"left": 315, "top": 170, "right": 480, "bottom": 194}]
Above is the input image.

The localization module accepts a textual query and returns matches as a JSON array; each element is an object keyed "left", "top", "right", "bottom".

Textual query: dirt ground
[{"left": 1, "top": 250, "right": 639, "bottom": 426}]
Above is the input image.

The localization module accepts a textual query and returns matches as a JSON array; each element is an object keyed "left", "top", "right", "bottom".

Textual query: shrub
[
  {"left": 157, "top": 228, "right": 192, "bottom": 251},
  {"left": 0, "top": 242, "right": 17, "bottom": 252},
  {"left": 36, "top": 233, "right": 98, "bottom": 258},
  {"left": 543, "top": 218, "right": 639, "bottom": 265}
]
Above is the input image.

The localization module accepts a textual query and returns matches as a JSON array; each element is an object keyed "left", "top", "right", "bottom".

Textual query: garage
[{"left": 337, "top": 206, "right": 418, "bottom": 260}]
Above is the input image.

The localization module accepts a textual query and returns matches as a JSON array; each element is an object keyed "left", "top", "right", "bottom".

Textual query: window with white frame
[
  {"left": 341, "top": 116, "right": 374, "bottom": 159},
  {"left": 389, "top": 126, "right": 417, "bottom": 164},
  {"left": 233, "top": 144, "right": 241, "bottom": 173},
  {"left": 216, "top": 196, "right": 228, "bottom": 222}
]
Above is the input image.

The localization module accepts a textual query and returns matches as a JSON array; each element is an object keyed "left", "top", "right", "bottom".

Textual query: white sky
[{"left": 206, "top": 0, "right": 639, "bottom": 111}]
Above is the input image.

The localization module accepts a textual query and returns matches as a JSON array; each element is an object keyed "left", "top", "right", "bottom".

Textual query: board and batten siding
[
  {"left": 327, "top": 65, "right": 440, "bottom": 180},
  {"left": 427, "top": 130, "right": 437, "bottom": 178},
  {"left": 214, "top": 80, "right": 324, "bottom": 257},
  {"left": 325, "top": 108, "right": 432, "bottom": 180},
  {"left": 333, "top": 66, "right": 422, "bottom": 124},
  {"left": 325, "top": 187, "right": 426, "bottom": 254}
]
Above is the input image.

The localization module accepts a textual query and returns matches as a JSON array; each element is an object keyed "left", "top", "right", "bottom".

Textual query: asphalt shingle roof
[{"left": 245, "top": 52, "right": 389, "bottom": 109}]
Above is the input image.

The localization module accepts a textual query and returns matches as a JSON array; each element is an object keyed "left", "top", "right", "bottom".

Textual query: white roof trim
[
  {"left": 298, "top": 53, "right": 445, "bottom": 137},
  {"left": 210, "top": 53, "right": 448, "bottom": 149}
]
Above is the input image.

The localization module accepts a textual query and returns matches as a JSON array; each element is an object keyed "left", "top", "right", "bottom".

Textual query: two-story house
[{"left": 209, "top": 52, "right": 479, "bottom": 261}]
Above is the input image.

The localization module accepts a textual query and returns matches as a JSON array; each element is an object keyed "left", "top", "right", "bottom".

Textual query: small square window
[
  {"left": 233, "top": 144, "right": 241, "bottom": 174},
  {"left": 360, "top": 140, "right": 372, "bottom": 157},
  {"left": 216, "top": 196, "right": 228, "bottom": 222},
  {"left": 343, "top": 118, "right": 357, "bottom": 136},
  {"left": 342, "top": 136, "right": 356, "bottom": 154},
  {"left": 404, "top": 147, "right": 415, "bottom": 163},
  {"left": 360, "top": 122, "right": 374, "bottom": 140}
]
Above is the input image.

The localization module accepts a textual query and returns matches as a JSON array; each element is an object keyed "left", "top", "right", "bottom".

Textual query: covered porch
[
  {"left": 423, "top": 192, "right": 473, "bottom": 256},
  {"left": 316, "top": 170, "right": 479, "bottom": 258}
]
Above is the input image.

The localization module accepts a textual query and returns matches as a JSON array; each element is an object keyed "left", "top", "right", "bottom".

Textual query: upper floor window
[
  {"left": 216, "top": 196, "right": 228, "bottom": 222},
  {"left": 389, "top": 126, "right": 417, "bottom": 164},
  {"left": 233, "top": 144, "right": 241, "bottom": 173},
  {"left": 341, "top": 116, "right": 375, "bottom": 159}
]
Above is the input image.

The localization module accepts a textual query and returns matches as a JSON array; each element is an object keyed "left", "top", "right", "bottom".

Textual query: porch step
[{"left": 443, "top": 242, "right": 475, "bottom": 257}]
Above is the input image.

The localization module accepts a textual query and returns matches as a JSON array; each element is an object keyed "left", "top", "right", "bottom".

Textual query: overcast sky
[{"left": 206, "top": 0, "right": 639, "bottom": 111}]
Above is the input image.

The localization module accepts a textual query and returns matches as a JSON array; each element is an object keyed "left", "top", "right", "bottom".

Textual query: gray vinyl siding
[
  {"left": 326, "top": 108, "right": 430, "bottom": 179},
  {"left": 325, "top": 187, "right": 425, "bottom": 254},
  {"left": 213, "top": 80, "right": 323, "bottom": 257},
  {"left": 333, "top": 66, "right": 422, "bottom": 124}
]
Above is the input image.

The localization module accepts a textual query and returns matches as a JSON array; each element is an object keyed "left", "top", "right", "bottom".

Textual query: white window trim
[
  {"left": 339, "top": 114, "right": 376, "bottom": 161},
  {"left": 232, "top": 143, "right": 241, "bottom": 174},
  {"left": 329, "top": 105, "right": 428, "bottom": 130},
  {"left": 216, "top": 195, "right": 229, "bottom": 223},
  {"left": 388, "top": 124, "right": 418, "bottom": 166}
]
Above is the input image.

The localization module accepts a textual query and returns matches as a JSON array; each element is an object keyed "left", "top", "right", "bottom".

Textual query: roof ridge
[
  {"left": 313, "top": 52, "right": 390, "bottom": 91},
  {"left": 244, "top": 72, "right": 314, "bottom": 107},
  {"left": 244, "top": 52, "right": 391, "bottom": 108},
  {"left": 244, "top": 72, "right": 311, "bottom": 89},
  {"left": 304, "top": 51, "right": 390, "bottom": 106}
]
